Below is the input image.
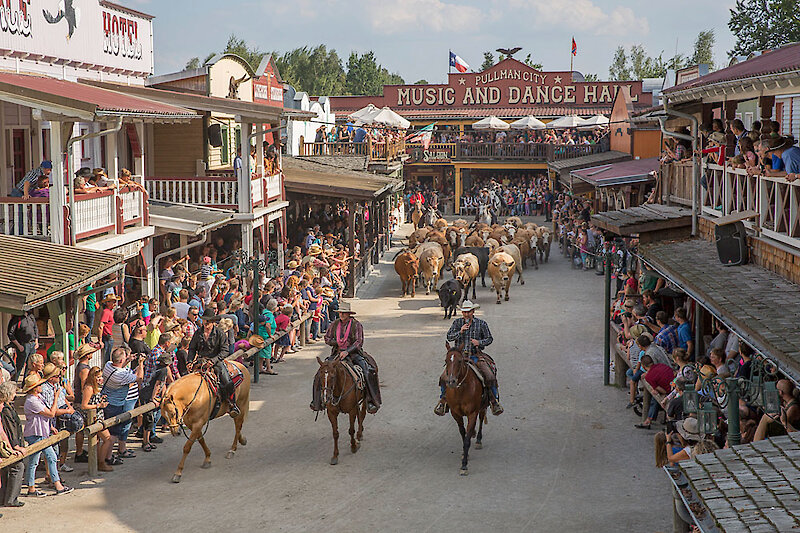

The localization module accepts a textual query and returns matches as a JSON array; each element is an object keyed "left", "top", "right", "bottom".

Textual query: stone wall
[{"left": 697, "top": 216, "right": 800, "bottom": 285}]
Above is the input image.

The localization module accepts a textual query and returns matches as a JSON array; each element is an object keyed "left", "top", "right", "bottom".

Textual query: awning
[
  {"left": 641, "top": 238, "right": 800, "bottom": 382},
  {"left": 149, "top": 201, "right": 235, "bottom": 235},
  {"left": 0, "top": 235, "right": 123, "bottom": 313},
  {"left": 548, "top": 151, "right": 633, "bottom": 189},
  {"left": 667, "top": 434, "right": 800, "bottom": 532},
  {"left": 570, "top": 157, "right": 658, "bottom": 188},
  {"left": 283, "top": 156, "right": 403, "bottom": 200},
  {"left": 81, "top": 79, "right": 313, "bottom": 122},
  {"left": 592, "top": 204, "right": 692, "bottom": 236},
  {"left": 0, "top": 72, "right": 197, "bottom": 122}
]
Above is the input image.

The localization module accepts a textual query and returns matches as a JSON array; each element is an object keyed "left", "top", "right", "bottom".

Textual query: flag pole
[
  {"left": 449, "top": 49, "right": 452, "bottom": 74},
  {"left": 570, "top": 38, "right": 574, "bottom": 82}
]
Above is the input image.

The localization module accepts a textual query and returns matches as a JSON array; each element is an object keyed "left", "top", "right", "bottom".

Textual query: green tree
[
  {"left": 523, "top": 53, "right": 543, "bottom": 70},
  {"left": 346, "top": 51, "right": 384, "bottom": 95},
  {"left": 691, "top": 29, "right": 716, "bottom": 69},
  {"left": 729, "top": 0, "right": 800, "bottom": 57},
  {"left": 274, "top": 45, "right": 346, "bottom": 96},
  {"left": 185, "top": 57, "right": 200, "bottom": 70},
  {"left": 609, "top": 46, "right": 631, "bottom": 80},
  {"left": 223, "top": 34, "right": 265, "bottom": 70},
  {"left": 414, "top": 79, "right": 429, "bottom": 85},
  {"left": 583, "top": 73, "right": 599, "bottom": 81},
  {"left": 481, "top": 51, "right": 495, "bottom": 71}
]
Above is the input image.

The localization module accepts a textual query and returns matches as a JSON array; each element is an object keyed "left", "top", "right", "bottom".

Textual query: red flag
[{"left": 572, "top": 38, "right": 577, "bottom": 56}]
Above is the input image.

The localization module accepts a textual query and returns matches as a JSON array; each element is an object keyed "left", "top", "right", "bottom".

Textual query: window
[
  {"left": 744, "top": 112, "right": 754, "bottom": 130},
  {"left": 220, "top": 124, "right": 229, "bottom": 165}
]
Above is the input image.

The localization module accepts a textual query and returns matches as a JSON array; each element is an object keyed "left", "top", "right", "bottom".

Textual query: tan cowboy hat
[
  {"left": 459, "top": 300, "right": 480, "bottom": 312},
  {"left": 74, "top": 342, "right": 101, "bottom": 360},
  {"left": 677, "top": 417, "right": 702, "bottom": 443},
  {"left": 21, "top": 373, "right": 49, "bottom": 394},
  {"left": 287, "top": 260, "right": 300, "bottom": 269},
  {"left": 248, "top": 335, "right": 266, "bottom": 349},
  {"left": 307, "top": 244, "right": 323, "bottom": 256},
  {"left": 41, "top": 362, "right": 62, "bottom": 380},
  {"left": 322, "top": 287, "right": 336, "bottom": 298},
  {"left": 629, "top": 324, "right": 652, "bottom": 341},
  {"left": 101, "top": 294, "right": 120, "bottom": 304},
  {"left": 338, "top": 301, "right": 356, "bottom": 314}
]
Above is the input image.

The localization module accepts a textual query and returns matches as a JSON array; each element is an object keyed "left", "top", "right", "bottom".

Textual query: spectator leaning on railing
[
  {"left": 102, "top": 348, "right": 143, "bottom": 467},
  {"left": 0, "top": 381, "right": 25, "bottom": 509}
]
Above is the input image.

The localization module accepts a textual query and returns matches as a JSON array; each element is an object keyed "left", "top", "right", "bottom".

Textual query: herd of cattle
[{"left": 393, "top": 216, "right": 553, "bottom": 311}]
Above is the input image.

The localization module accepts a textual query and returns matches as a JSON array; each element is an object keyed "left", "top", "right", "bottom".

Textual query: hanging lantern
[
  {"left": 682, "top": 389, "right": 699, "bottom": 414},
  {"left": 697, "top": 403, "right": 717, "bottom": 435},
  {"left": 763, "top": 381, "right": 781, "bottom": 415}
]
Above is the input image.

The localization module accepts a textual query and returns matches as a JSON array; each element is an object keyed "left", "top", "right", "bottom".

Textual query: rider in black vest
[{"left": 187, "top": 310, "right": 238, "bottom": 417}]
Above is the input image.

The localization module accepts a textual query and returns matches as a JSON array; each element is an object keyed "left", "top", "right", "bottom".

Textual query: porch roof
[
  {"left": 282, "top": 157, "right": 403, "bottom": 200},
  {"left": 149, "top": 201, "right": 235, "bottom": 236},
  {"left": 0, "top": 235, "right": 123, "bottom": 313},
  {"left": 0, "top": 72, "right": 197, "bottom": 122},
  {"left": 570, "top": 157, "right": 659, "bottom": 188}
]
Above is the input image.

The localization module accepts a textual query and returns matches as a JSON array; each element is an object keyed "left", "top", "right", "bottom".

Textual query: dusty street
[{"left": 6, "top": 221, "right": 670, "bottom": 533}]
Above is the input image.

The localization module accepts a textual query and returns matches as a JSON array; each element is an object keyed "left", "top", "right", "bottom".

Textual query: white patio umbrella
[
  {"left": 348, "top": 104, "right": 379, "bottom": 122},
  {"left": 578, "top": 114, "right": 610, "bottom": 130},
  {"left": 546, "top": 115, "right": 589, "bottom": 129},
  {"left": 472, "top": 116, "right": 510, "bottom": 130},
  {"left": 509, "top": 115, "right": 547, "bottom": 130},
  {"left": 371, "top": 106, "right": 411, "bottom": 129}
]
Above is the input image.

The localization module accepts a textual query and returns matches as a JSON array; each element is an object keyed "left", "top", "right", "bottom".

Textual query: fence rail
[{"left": 146, "top": 176, "right": 239, "bottom": 209}]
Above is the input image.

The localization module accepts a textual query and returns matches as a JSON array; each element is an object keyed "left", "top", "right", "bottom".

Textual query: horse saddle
[
  {"left": 204, "top": 361, "right": 245, "bottom": 419},
  {"left": 342, "top": 361, "right": 365, "bottom": 391},
  {"left": 466, "top": 362, "right": 485, "bottom": 387}
]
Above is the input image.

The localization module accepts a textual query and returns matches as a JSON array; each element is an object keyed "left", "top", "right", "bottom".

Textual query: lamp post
[
  {"left": 683, "top": 354, "right": 781, "bottom": 446},
  {"left": 232, "top": 250, "right": 268, "bottom": 383}
]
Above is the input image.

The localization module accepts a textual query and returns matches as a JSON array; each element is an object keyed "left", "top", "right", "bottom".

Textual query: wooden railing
[
  {"left": 146, "top": 175, "right": 239, "bottom": 209},
  {"left": 456, "top": 141, "right": 551, "bottom": 160},
  {"left": 251, "top": 172, "right": 283, "bottom": 208},
  {"left": 0, "top": 186, "right": 147, "bottom": 242},
  {"left": 370, "top": 138, "right": 406, "bottom": 161},
  {"left": 661, "top": 160, "right": 800, "bottom": 250},
  {"left": 300, "top": 142, "right": 368, "bottom": 157}
]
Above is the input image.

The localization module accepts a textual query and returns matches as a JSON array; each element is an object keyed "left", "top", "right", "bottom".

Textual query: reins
[
  {"left": 444, "top": 351, "right": 470, "bottom": 389},
  {"left": 168, "top": 373, "right": 213, "bottom": 440}
]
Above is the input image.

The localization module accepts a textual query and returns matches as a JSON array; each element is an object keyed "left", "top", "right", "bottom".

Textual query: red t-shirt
[
  {"left": 275, "top": 314, "right": 290, "bottom": 331},
  {"left": 100, "top": 308, "right": 115, "bottom": 338},
  {"left": 645, "top": 363, "right": 675, "bottom": 392}
]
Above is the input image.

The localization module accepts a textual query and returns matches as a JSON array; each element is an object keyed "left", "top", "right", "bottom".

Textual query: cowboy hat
[
  {"left": 708, "top": 132, "right": 726, "bottom": 144},
  {"left": 459, "top": 300, "right": 480, "bottom": 312},
  {"left": 41, "top": 362, "right": 62, "bottom": 380},
  {"left": 74, "top": 342, "right": 101, "bottom": 360},
  {"left": 198, "top": 309, "right": 220, "bottom": 322},
  {"left": 337, "top": 301, "right": 356, "bottom": 314},
  {"left": 307, "top": 244, "right": 323, "bottom": 256},
  {"left": 629, "top": 324, "right": 651, "bottom": 341},
  {"left": 287, "top": 260, "right": 300, "bottom": 269},
  {"left": 248, "top": 335, "right": 266, "bottom": 349},
  {"left": 101, "top": 294, "right": 120, "bottom": 304},
  {"left": 322, "top": 287, "right": 336, "bottom": 298},
  {"left": 21, "top": 373, "right": 49, "bottom": 394},
  {"left": 677, "top": 417, "right": 702, "bottom": 443}
]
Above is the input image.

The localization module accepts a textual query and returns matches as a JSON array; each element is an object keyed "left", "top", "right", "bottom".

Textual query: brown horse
[
  {"left": 443, "top": 342, "right": 487, "bottom": 476},
  {"left": 161, "top": 361, "right": 251, "bottom": 483},
  {"left": 411, "top": 201, "right": 423, "bottom": 230},
  {"left": 315, "top": 356, "right": 367, "bottom": 465}
]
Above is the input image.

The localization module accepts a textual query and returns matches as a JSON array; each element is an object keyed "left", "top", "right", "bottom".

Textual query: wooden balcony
[
  {"left": 0, "top": 186, "right": 148, "bottom": 243},
  {"left": 145, "top": 171, "right": 284, "bottom": 212}
]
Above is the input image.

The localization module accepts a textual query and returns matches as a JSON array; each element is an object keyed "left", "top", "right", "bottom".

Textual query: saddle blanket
[
  {"left": 342, "top": 361, "right": 365, "bottom": 391},
  {"left": 204, "top": 361, "right": 244, "bottom": 397}
]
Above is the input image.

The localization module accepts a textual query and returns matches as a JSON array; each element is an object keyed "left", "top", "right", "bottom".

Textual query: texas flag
[{"left": 449, "top": 51, "right": 470, "bottom": 73}]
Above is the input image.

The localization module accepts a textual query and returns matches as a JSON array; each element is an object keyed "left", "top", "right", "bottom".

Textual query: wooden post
[
  {"left": 346, "top": 199, "right": 356, "bottom": 298},
  {"left": 86, "top": 408, "right": 98, "bottom": 476},
  {"left": 299, "top": 320, "right": 307, "bottom": 347},
  {"left": 603, "top": 250, "right": 611, "bottom": 386}
]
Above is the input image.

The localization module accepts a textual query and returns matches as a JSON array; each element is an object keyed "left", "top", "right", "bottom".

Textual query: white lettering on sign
[
  {"left": 102, "top": 11, "right": 142, "bottom": 60},
  {"left": 270, "top": 86, "right": 282, "bottom": 101},
  {"left": 0, "top": 0, "right": 32, "bottom": 37},
  {"left": 423, "top": 150, "right": 450, "bottom": 162}
]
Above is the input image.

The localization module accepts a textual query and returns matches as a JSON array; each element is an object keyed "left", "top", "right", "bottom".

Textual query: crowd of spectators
[
  {"left": 414, "top": 126, "right": 607, "bottom": 146},
  {"left": 459, "top": 173, "right": 554, "bottom": 219}
]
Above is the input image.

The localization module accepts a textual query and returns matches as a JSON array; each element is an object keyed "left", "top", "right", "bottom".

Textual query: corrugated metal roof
[
  {"left": 0, "top": 236, "right": 123, "bottom": 312},
  {"left": 283, "top": 157, "right": 402, "bottom": 199},
  {"left": 570, "top": 157, "right": 658, "bottom": 187},
  {"left": 0, "top": 72, "right": 195, "bottom": 117},
  {"left": 149, "top": 201, "right": 235, "bottom": 235},
  {"left": 664, "top": 42, "right": 800, "bottom": 95},
  {"left": 548, "top": 150, "right": 632, "bottom": 171}
]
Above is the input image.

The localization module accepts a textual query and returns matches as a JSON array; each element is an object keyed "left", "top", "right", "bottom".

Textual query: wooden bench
[{"left": 610, "top": 322, "right": 631, "bottom": 388}]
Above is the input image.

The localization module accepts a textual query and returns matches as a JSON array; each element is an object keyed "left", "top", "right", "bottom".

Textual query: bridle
[
  {"left": 165, "top": 375, "right": 211, "bottom": 440},
  {"left": 444, "top": 349, "right": 469, "bottom": 389},
  {"left": 318, "top": 361, "right": 357, "bottom": 410}
]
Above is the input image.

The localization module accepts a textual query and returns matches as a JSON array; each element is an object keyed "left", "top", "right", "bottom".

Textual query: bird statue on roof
[
  {"left": 496, "top": 47, "right": 522, "bottom": 59},
  {"left": 43, "top": 0, "right": 80, "bottom": 39}
]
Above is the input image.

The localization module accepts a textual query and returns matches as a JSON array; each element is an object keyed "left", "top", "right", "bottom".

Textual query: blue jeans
[
  {"left": 85, "top": 308, "right": 96, "bottom": 338},
  {"left": 648, "top": 398, "right": 661, "bottom": 420},
  {"left": 15, "top": 341, "right": 36, "bottom": 378},
  {"left": 626, "top": 367, "right": 644, "bottom": 382},
  {"left": 102, "top": 336, "right": 114, "bottom": 365},
  {"left": 149, "top": 410, "right": 162, "bottom": 439},
  {"left": 24, "top": 435, "right": 60, "bottom": 487}
]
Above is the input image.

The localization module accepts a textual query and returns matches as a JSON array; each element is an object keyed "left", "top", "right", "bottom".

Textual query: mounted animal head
[
  {"left": 316, "top": 356, "right": 341, "bottom": 407},
  {"left": 444, "top": 341, "right": 467, "bottom": 388}
]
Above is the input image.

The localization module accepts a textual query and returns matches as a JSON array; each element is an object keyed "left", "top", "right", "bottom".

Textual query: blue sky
[{"left": 131, "top": 0, "right": 737, "bottom": 84}]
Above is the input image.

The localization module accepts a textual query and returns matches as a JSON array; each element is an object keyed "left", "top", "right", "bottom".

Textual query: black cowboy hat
[{"left": 198, "top": 309, "right": 220, "bottom": 322}]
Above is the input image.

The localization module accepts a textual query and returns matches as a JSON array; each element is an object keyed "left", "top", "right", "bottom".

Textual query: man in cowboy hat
[
  {"left": 187, "top": 309, "right": 238, "bottom": 416},
  {"left": 311, "top": 301, "right": 381, "bottom": 414},
  {"left": 436, "top": 300, "right": 504, "bottom": 416}
]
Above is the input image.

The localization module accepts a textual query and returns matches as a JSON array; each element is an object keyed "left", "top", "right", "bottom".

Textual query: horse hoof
[
  {"left": 459, "top": 468, "right": 469, "bottom": 476},
  {"left": 504, "top": 296, "right": 509, "bottom": 301},
  {"left": 475, "top": 442, "right": 483, "bottom": 450},
  {"left": 496, "top": 301, "right": 501, "bottom": 305},
  {"left": 225, "top": 451, "right": 235, "bottom": 459},
  {"left": 351, "top": 441, "right": 361, "bottom": 453},
  {"left": 330, "top": 457, "right": 339, "bottom": 465},
  {"left": 201, "top": 461, "right": 211, "bottom": 469},
  {"left": 171, "top": 475, "right": 182, "bottom": 483},
  {"left": 239, "top": 436, "right": 247, "bottom": 446}
]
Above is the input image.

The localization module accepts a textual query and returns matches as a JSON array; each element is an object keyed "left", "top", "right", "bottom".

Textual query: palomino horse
[
  {"left": 315, "top": 356, "right": 366, "bottom": 465},
  {"left": 411, "top": 202, "right": 423, "bottom": 230},
  {"left": 443, "top": 342, "right": 487, "bottom": 476},
  {"left": 161, "top": 361, "right": 251, "bottom": 483}
]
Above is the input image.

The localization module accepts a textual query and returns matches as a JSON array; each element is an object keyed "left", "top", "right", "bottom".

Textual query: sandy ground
[{"left": 4, "top": 220, "right": 671, "bottom": 533}]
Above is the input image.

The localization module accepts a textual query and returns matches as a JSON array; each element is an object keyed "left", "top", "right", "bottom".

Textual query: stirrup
[
  {"left": 367, "top": 402, "right": 379, "bottom": 414},
  {"left": 434, "top": 400, "right": 447, "bottom": 416},
  {"left": 490, "top": 402, "right": 504, "bottom": 416},
  {"left": 228, "top": 404, "right": 240, "bottom": 417}
]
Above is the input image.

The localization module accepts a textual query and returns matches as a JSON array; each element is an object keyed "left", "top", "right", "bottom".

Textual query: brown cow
[
  {"left": 408, "top": 227, "right": 430, "bottom": 248},
  {"left": 511, "top": 237, "right": 532, "bottom": 269},
  {"left": 393, "top": 250, "right": 419, "bottom": 297},
  {"left": 415, "top": 242, "right": 444, "bottom": 295},
  {"left": 452, "top": 253, "right": 479, "bottom": 302},
  {"left": 463, "top": 231, "right": 485, "bottom": 248},
  {"left": 488, "top": 227, "right": 510, "bottom": 245},
  {"left": 433, "top": 218, "right": 448, "bottom": 231},
  {"left": 487, "top": 251, "right": 515, "bottom": 304},
  {"left": 496, "top": 243, "right": 525, "bottom": 284},
  {"left": 425, "top": 230, "right": 451, "bottom": 265}
]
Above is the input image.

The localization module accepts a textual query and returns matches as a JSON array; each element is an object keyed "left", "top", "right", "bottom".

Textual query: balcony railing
[
  {"left": 146, "top": 171, "right": 284, "bottom": 211},
  {"left": 0, "top": 186, "right": 147, "bottom": 243},
  {"left": 661, "top": 160, "right": 800, "bottom": 250},
  {"left": 300, "top": 142, "right": 369, "bottom": 157},
  {"left": 251, "top": 172, "right": 283, "bottom": 209}
]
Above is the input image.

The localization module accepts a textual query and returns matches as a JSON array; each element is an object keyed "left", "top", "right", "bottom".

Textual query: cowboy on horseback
[
  {"left": 187, "top": 309, "right": 239, "bottom": 417},
  {"left": 310, "top": 301, "right": 381, "bottom": 414},
  {"left": 435, "top": 300, "right": 504, "bottom": 416}
]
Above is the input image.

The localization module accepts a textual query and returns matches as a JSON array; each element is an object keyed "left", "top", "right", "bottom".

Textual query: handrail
[{"left": 0, "top": 429, "right": 71, "bottom": 470}]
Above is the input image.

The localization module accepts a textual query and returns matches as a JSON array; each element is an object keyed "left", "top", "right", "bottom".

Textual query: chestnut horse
[
  {"left": 315, "top": 356, "right": 366, "bottom": 465},
  {"left": 443, "top": 342, "right": 487, "bottom": 475},
  {"left": 161, "top": 361, "right": 251, "bottom": 483}
]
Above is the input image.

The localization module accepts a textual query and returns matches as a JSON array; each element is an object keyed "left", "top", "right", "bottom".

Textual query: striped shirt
[
  {"left": 15, "top": 167, "right": 45, "bottom": 191},
  {"left": 102, "top": 361, "right": 139, "bottom": 405},
  {"left": 446, "top": 317, "right": 493, "bottom": 355}
]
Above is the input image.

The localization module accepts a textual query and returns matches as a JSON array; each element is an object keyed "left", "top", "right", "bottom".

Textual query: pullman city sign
[{"left": 329, "top": 58, "right": 651, "bottom": 115}]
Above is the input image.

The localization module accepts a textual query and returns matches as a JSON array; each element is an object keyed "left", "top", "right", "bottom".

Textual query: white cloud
[
  {"left": 364, "top": 0, "right": 484, "bottom": 34},
  {"left": 503, "top": 0, "right": 649, "bottom": 36}
]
